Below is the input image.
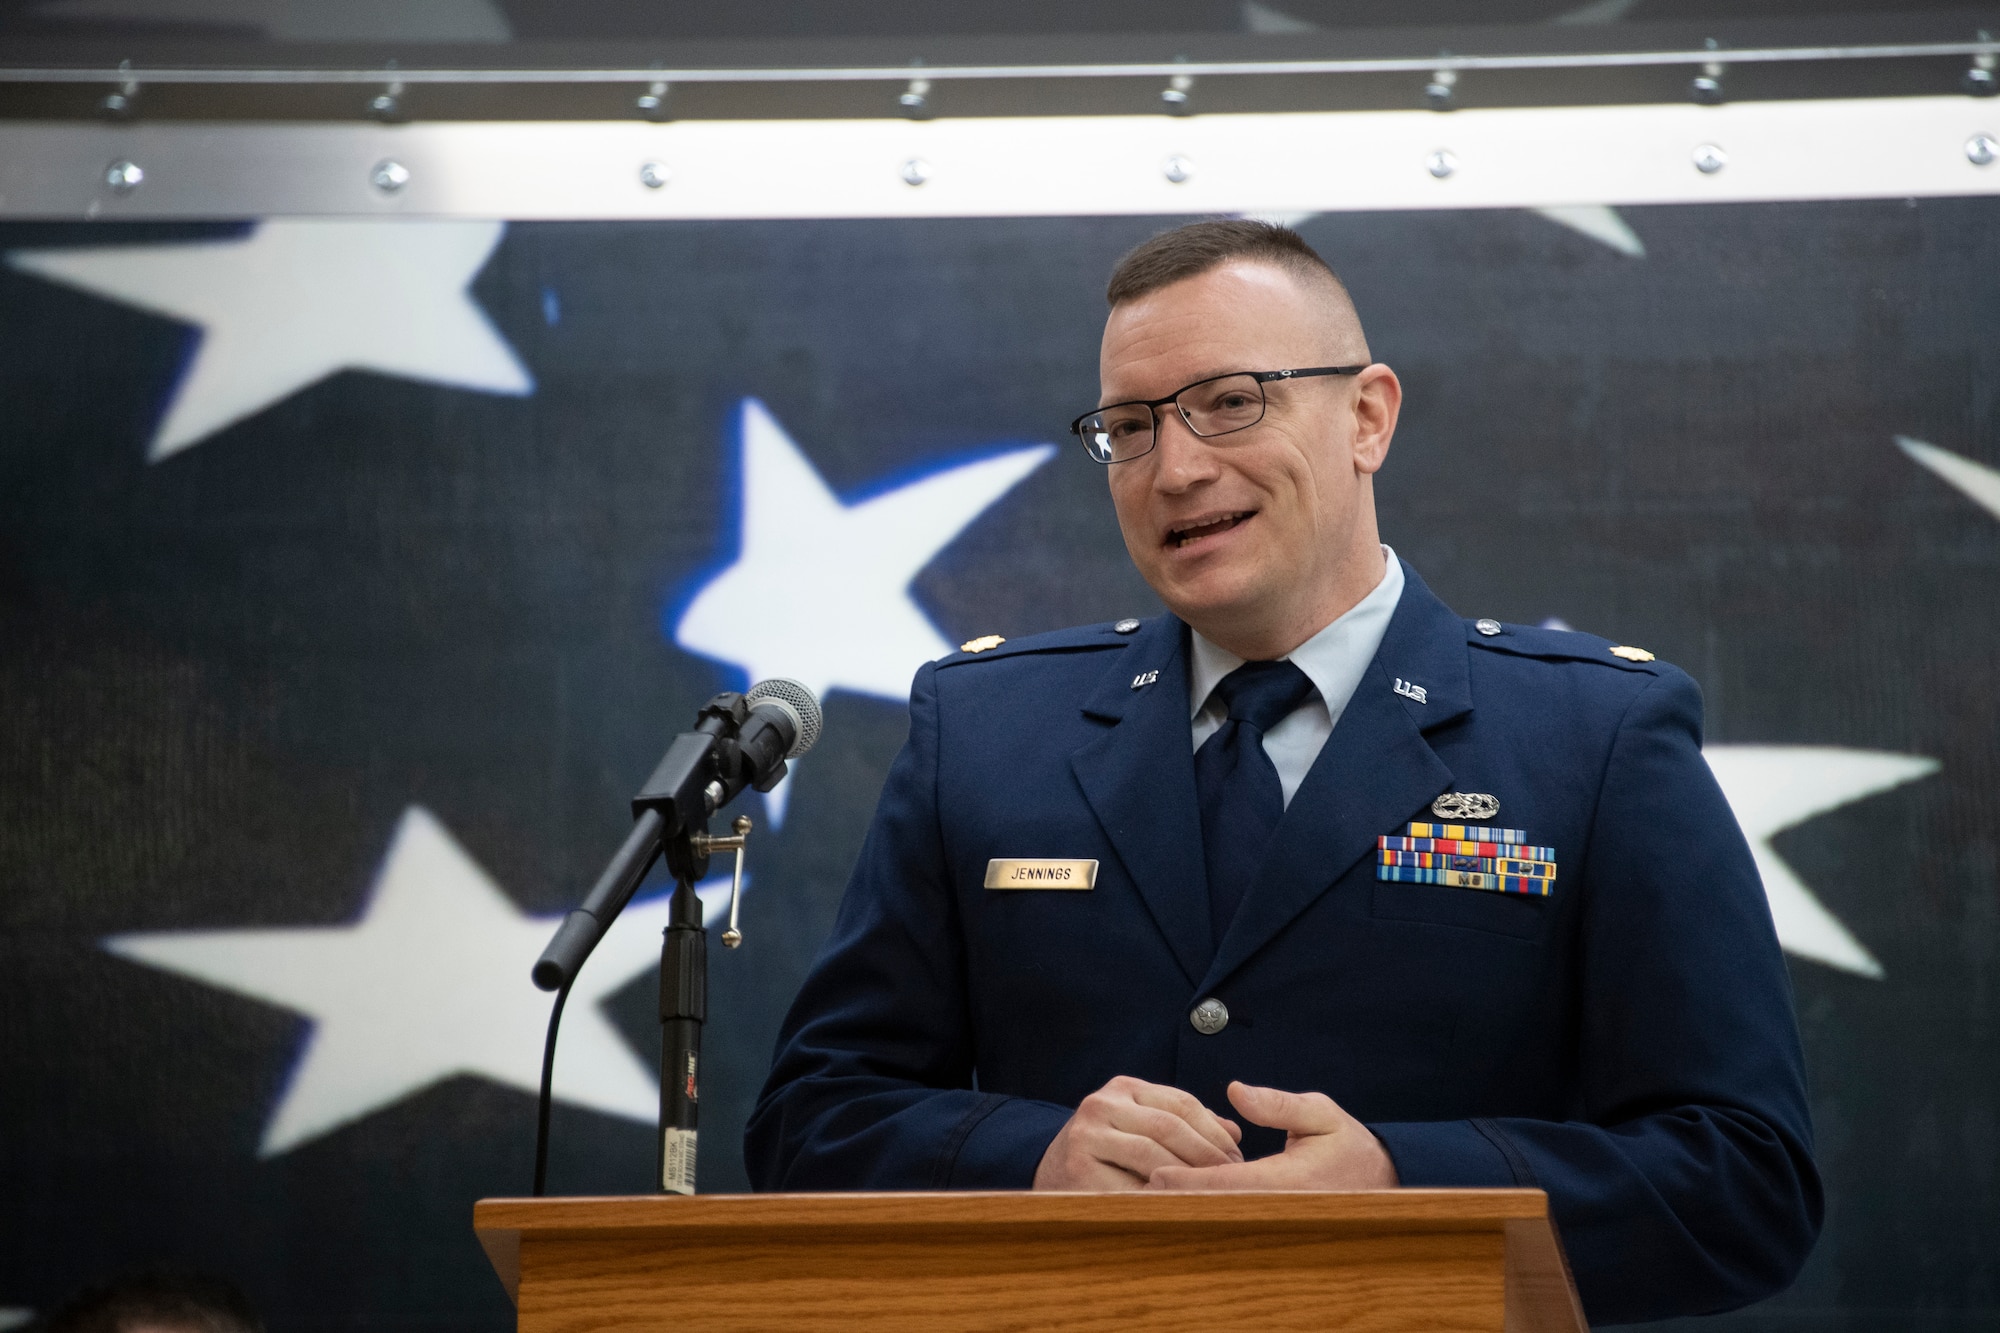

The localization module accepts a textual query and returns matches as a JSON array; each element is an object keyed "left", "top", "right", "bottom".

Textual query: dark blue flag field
[{"left": 1, "top": 203, "right": 1995, "bottom": 1329}]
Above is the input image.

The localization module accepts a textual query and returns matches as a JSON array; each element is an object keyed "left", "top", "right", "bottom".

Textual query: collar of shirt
[{"left": 1187, "top": 547, "right": 1407, "bottom": 804}]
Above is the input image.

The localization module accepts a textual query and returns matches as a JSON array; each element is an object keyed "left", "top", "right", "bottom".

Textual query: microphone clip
[
  {"left": 628, "top": 693, "right": 745, "bottom": 848},
  {"left": 692, "top": 815, "right": 752, "bottom": 948}
]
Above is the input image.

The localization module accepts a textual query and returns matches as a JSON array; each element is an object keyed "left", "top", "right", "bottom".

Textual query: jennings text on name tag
[{"left": 984, "top": 859, "right": 1099, "bottom": 889}]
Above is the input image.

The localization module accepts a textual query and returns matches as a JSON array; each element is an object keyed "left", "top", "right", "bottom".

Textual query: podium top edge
[{"left": 473, "top": 1188, "right": 1548, "bottom": 1235}]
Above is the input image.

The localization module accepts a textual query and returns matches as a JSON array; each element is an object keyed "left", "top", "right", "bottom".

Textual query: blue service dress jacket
[{"left": 745, "top": 560, "right": 1822, "bottom": 1325}]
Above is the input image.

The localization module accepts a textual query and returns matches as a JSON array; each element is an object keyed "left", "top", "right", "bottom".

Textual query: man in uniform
[{"left": 745, "top": 220, "right": 1820, "bottom": 1324}]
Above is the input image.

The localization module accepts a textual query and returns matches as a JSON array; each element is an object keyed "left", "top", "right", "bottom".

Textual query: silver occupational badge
[{"left": 1432, "top": 791, "right": 1500, "bottom": 821}]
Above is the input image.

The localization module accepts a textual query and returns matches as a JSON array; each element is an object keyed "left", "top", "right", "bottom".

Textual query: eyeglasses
[{"left": 1069, "top": 366, "right": 1366, "bottom": 465}]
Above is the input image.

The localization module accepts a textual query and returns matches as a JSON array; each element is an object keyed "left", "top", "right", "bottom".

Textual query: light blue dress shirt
[{"left": 1189, "top": 545, "right": 1405, "bottom": 808}]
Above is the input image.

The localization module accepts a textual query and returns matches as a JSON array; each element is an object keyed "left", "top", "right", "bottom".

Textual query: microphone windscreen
[{"left": 745, "top": 678, "right": 823, "bottom": 758}]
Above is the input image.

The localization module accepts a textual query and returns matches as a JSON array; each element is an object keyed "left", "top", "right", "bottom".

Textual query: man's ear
[{"left": 1351, "top": 364, "right": 1401, "bottom": 476}]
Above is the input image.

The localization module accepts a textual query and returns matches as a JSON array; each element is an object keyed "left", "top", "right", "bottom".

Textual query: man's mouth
[{"left": 1166, "top": 511, "right": 1253, "bottom": 548}]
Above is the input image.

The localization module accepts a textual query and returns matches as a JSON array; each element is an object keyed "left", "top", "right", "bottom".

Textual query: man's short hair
[
  {"left": 38, "top": 1266, "right": 263, "bottom": 1333},
  {"left": 1105, "top": 219, "right": 1349, "bottom": 307}
]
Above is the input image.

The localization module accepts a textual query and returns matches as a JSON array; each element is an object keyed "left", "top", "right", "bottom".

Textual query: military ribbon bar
[
  {"left": 1375, "top": 865, "right": 1553, "bottom": 896},
  {"left": 1404, "top": 821, "right": 1532, "bottom": 844},
  {"left": 1378, "top": 851, "right": 1557, "bottom": 879},
  {"left": 1378, "top": 835, "right": 1557, "bottom": 861}
]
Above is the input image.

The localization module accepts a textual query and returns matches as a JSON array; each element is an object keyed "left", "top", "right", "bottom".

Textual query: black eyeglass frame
[{"left": 1068, "top": 365, "right": 1367, "bottom": 464}]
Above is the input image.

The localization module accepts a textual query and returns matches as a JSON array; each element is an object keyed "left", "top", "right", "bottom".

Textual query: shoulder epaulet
[
  {"left": 1462, "top": 618, "right": 1667, "bottom": 673},
  {"left": 936, "top": 619, "right": 1144, "bottom": 668}
]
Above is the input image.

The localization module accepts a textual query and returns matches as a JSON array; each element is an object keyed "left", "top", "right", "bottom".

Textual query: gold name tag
[{"left": 984, "top": 859, "right": 1098, "bottom": 890}]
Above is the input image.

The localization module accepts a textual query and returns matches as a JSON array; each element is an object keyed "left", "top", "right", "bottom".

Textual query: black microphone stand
[
  {"left": 655, "top": 811, "right": 748, "bottom": 1195},
  {"left": 530, "top": 690, "right": 778, "bottom": 1198},
  {"left": 655, "top": 865, "right": 706, "bottom": 1196}
]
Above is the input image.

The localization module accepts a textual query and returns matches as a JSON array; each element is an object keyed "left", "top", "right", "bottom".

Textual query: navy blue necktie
[{"left": 1195, "top": 659, "right": 1317, "bottom": 943}]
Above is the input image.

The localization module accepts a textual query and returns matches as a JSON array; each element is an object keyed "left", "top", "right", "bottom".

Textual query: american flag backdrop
[{"left": 1, "top": 201, "right": 1995, "bottom": 1329}]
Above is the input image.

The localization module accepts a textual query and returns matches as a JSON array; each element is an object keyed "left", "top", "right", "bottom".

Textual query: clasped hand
[{"left": 1031, "top": 1075, "right": 1398, "bottom": 1191}]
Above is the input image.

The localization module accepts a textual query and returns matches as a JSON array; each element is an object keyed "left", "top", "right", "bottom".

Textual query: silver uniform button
[
  {"left": 1475, "top": 618, "right": 1503, "bottom": 636},
  {"left": 1189, "top": 998, "right": 1229, "bottom": 1034},
  {"left": 1114, "top": 618, "right": 1141, "bottom": 634}
]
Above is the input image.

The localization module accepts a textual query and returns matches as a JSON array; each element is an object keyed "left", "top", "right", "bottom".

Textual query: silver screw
[
  {"left": 1692, "top": 143, "right": 1727, "bottom": 174},
  {"left": 636, "top": 80, "right": 669, "bottom": 119},
  {"left": 1965, "top": 67, "right": 1999, "bottom": 98},
  {"left": 1693, "top": 45, "right": 1728, "bottom": 106},
  {"left": 1161, "top": 72, "right": 1194, "bottom": 116},
  {"left": 370, "top": 159, "right": 410, "bottom": 193},
  {"left": 1163, "top": 154, "right": 1194, "bottom": 183},
  {"left": 369, "top": 81, "right": 405, "bottom": 123},
  {"left": 901, "top": 158, "right": 930, "bottom": 186},
  {"left": 1968, "top": 134, "right": 1999, "bottom": 166},
  {"left": 899, "top": 79, "right": 932, "bottom": 120},
  {"left": 639, "top": 161, "right": 670, "bottom": 189},
  {"left": 104, "top": 160, "right": 143, "bottom": 194},
  {"left": 1426, "top": 149, "right": 1457, "bottom": 179},
  {"left": 1425, "top": 68, "right": 1457, "bottom": 111},
  {"left": 102, "top": 80, "right": 138, "bottom": 119}
]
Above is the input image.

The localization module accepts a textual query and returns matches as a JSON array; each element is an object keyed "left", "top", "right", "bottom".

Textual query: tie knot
[{"left": 1213, "top": 659, "right": 1315, "bottom": 735}]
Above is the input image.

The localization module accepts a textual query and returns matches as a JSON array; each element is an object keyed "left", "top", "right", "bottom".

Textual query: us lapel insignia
[
  {"left": 1131, "top": 669, "right": 1159, "bottom": 689},
  {"left": 1393, "top": 677, "right": 1428, "bottom": 704}
]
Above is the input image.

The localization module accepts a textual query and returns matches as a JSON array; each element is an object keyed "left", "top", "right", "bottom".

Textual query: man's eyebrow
[{"left": 1097, "top": 368, "right": 1251, "bottom": 408}]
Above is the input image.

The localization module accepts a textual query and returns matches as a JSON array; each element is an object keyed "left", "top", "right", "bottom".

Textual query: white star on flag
[
  {"left": 675, "top": 399, "right": 1053, "bottom": 820},
  {"left": 1897, "top": 436, "right": 2000, "bottom": 521},
  {"left": 1704, "top": 745, "right": 1939, "bottom": 979},
  {"left": 677, "top": 398, "right": 1054, "bottom": 701},
  {"left": 7, "top": 220, "right": 532, "bottom": 462},
  {"left": 103, "top": 806, "right": 730, "bottom": 1157},
  {"left": 1243, "top": 203, "right": 1643, "bottom": 259},
  {"left": 1533, "top": 205, "right": 1646, "bottom": 257}
]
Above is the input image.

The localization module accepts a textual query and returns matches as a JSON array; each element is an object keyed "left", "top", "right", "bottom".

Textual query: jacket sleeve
[
  {"left": 744, "top": 660, "right": 1072, "bottom": 1190},
  {"left": 1368, "top": 669, "right": 1824, "bottom": 1326}
]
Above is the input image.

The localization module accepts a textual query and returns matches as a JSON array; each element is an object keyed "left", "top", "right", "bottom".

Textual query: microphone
[
  {"left": 532, "top": 678, "right": 821, "bottom": 1197},
  {"left": 739, "top": 677, "right": 821, "bottom": 789},
  {"left": 652, "top": 679, "right": 819, "bottom": 1195},
  {"left": 530, "top": 679, "right": 822, "bottom": 993}
]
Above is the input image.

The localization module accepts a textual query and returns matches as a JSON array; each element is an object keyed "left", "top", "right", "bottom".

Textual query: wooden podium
[{"left": 474, "top": 1190, "right": 1585, "bottom": 1332}]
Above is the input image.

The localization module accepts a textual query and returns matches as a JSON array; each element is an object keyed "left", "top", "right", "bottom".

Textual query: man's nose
[{"left": 1150, "top": 407, "right": 1218, "bottom": 489}]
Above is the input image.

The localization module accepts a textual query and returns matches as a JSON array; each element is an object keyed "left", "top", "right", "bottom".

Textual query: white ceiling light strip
[
  {"left": 4, "top": 38, "right": 1994, "bottom": 84},
  {"left": 1, "top": 95, "right": 1995, "bottom": 220}
]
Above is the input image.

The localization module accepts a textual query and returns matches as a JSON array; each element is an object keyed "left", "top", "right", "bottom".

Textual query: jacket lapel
[
  {"left": 1071, "top": 615, "right": 1213, "bottom": 986},
  {"left": 1200, "top": 562, "right": 1474, "bottom": 993}
]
